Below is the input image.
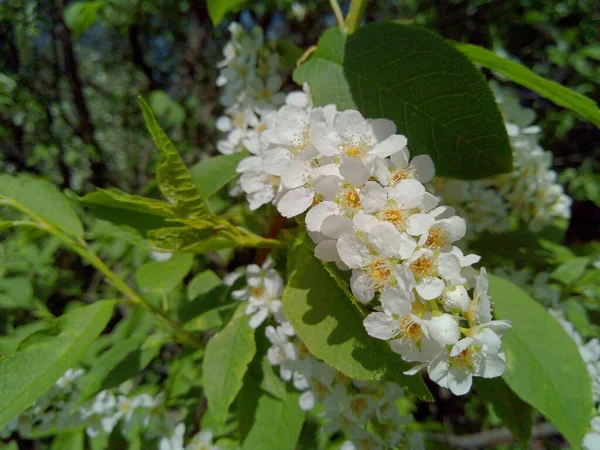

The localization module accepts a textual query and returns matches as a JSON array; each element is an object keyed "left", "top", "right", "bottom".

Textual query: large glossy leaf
[
  {"left": 294, "top": 23, "right": 512, "bottom": 180},
  {"left": 282, "top": 233, "right": 432, "bottom": 400},
  {"left": 135, "top": 253, "right": 194, "bottom": 293},
  {"left": 241, "top": 392, "right": 304, "bottom": 450},
  {"left": 474, "top": 378, "right": 533, "bottom": 444},
  {"left": 456, "top": 43, "right": 600, "bottom": 128},
  {"left": 51, "top": 430, "right": 84, "bottom": 450},
  {"left": 139, "top": 97, "right": 208, "bottom": 218},
  {"left": 0, "top": 174, "right": 84, "bottom": 237},
  {"left": 80, "top": 188, "right": 173, "bottom": 234},
  {"left": 0, "top": 301, "right": 114, "bottom": 429},
  {"left": 190, "top": 151, "right": 248, "bottom": 198},
  {"left": 203, "top": 305, "right": 256, "bottom": 429},
  {"left": 489, "top": 275, "right": 593, "bottom": 448}
]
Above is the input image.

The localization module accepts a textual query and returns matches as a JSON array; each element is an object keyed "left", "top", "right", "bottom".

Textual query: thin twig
[{"left": 426, "top": 422, "right": 559, "bottom": 448}]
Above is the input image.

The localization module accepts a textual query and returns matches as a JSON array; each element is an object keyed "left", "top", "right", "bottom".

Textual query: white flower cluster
[
  {"left": 432, "top": 84, "right": 571, "bottom": 239},
  {"left": 551, "top": 310, "right": 600, "bottom": 450},
  {"left": 235, "top": 99, "right": 510, "bottom": 395},
  {"left": 1, "top": 368, "right": 218, "bottom": 450},
  {"left": 232, "top": 262, "right": 425, "bottom": 450},
  {"left": 215, "top": 22, "right": 286, "bottom": 156}
]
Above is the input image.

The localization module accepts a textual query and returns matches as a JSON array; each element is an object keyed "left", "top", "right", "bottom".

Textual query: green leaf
[
  {"left": 241, "top": 392, "right": 304, "bottom": 450},
  {"left": 474, "top": 377, "right": 533, "bottom": 444},
  {"left": 566, "top": 300, "right": 592, "bottom": 338},
  {"left": 148, "top": 227, "right": 235, "bottom": 254},
  {"left": 276, "top": 40, "right": 304, "bottom": 69},
  {"left": 0, "top": 174, "right": 84, "bottom": 237},
  {"left": 80, "top": 188, "right": 173, "bottom": 235},
  {"left": 203, "top": 305, "right": 256, "bottom": 429},
  {"left": 190, "top": 151, "right": 248, "bottom": 198},
  {"left": 51, "top": 430, "right": 84, "bottom": 450},
  {"left": 550, "top": 257, "right": 590, "bottom": 286},
  {"left": 187, "top": 270, "right": 222, "bottom": 300},
  {"left": 77, "top": 334, "right": 157, "bottom": 403},
  {"left": 455, "top": 43, "right": 600, "bottom": 129},
  {"left": 294, "top": 23, "right": 512, "bottom": 179},
  {"left": 206, "top": 0, "right": 247, "bottom": 25},
  {"left": 0, "top": 277, "right": 34, "bottom": 309},
  {"left": 282, "top": 233, "right": 431, "bottom": 400},
  {"left": 64, "top": 1, "right": 104, "bottom": 39},
  {"left": 138, "top": 97, "right": 208, "bottom": 218},
  {"left": 489, "top": 275, "right": 593, "bottom": 448},
  {"left": 135, "top": 253, "right": 194, "bottom": 293},
  {"left": 0, "top": 301, "right": 114, "bottom": 429}
]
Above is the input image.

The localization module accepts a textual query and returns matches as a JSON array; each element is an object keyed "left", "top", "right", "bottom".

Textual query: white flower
[
  {"left": 405, "top": 248, "right": 461, "bottom": 300},
  {"left": 374, "top": 146, "right": 435, "bottom": 186},
  {"left": 266, "top": 324, "right": 298, "bottom": 381},
  {"left": 427, "top": 327, "right": 506, "bottom": 395},
  {"left": 186, "top": 429, "right": 219, "bottom": 450},
  {"left": 82, "top": 390, "right": 118, "bottom": 437},
  {"left": 159, "top": 422, "right": 185, "bottom": 450},
  {"left": 467, "top": 268, "right": 492, "bottom": 325},
  {"left": 232, "top": 259, "right": 285, "bottom": 328}
]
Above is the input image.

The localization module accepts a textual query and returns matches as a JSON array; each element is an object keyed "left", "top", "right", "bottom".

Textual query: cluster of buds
[{"left": 215, "top": 22, "right": 287, "bottom": 157}]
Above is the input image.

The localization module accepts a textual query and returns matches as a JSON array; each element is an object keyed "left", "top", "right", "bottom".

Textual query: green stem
[
  {"left": 5, "top": 200, "right": 203, "bottom": 348},
  {"left": 346, "top": 0, "right": 368, "bottom": 34},
  {"left": 328, "top": 0, "right": 345, "bottom": 29}
]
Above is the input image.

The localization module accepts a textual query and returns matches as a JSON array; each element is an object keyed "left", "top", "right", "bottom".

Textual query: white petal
[
  {"left": 353, "top": 212, "right": 379, "bottom": 232},
  {"left": 359, "top": 181, "right": 387, "bottom": 213},
  {"left": 406, "top": 213, "right": 435, "bottom": 236},
  {"left": 299, "top": 391, "right": 316, "bottom": 411},
  {"left": 236, "top": 156, "right": 261, "bottom": 173},
  {"left": 367, "top": 222, "right": 402, "bottom": 257},
  {"left": 310, "top": 122, "right": 339, "bottom": 156},
  {"left": 363, "top": 312, "right": 399, "bottom": 340},
  {"left": 350, "top": 270, "right": 375, "bottom": 303},
  {"left": 336, "top": 234, "right": 370, "bottom": 269},
  {"left": 443, "top": 285, "right": 470, "bottom": 312},
  {"left": 372, "top": 134, "right": 407, "bottom": 159},
  {"left": 427, "top": 350, "right": 450, "bottom": 387},
  {"left": 314, "top": 240, "right": 340, "bottom": 262},
  {"left": 416, "top": 277, "right": 445, "bottom": 300},
  {"left": 388, "top": 179, "right": 425, "bottom": 209},
  {"left": 321, "top": 215, "right": 354, "bottom": 238},
  {"left": 437, "top": 253, "right": 462, "bottom": 281},
  {"left": 339, "top": 155, "right": 370, "bottom": 187},
  {"left": 411, "top": 155, "right": 435, "bottom": 182},
  {"left": 277, "top": 187, "right": 314, "bottom": 218},
  {"left": 380, "top": 288, "right": 412, "bottom": 316},
  {"left": 305, "top": 201, "right": 339, "bottom": 232},
  {"left": 447, "top": 367, "right": 473, "bottom": 395},
  {"left": 335, "top": 110, "right": 367, "bottom": 138},
  {"left": 281, "top": 161, "right": 309, "bottom": 189},
  {"left": 439, "top": 216, "right": 467, "bottom": 242},
  {"left": 398, "top": 233, "right": 417, "bottom": 259},
  {"left": 369, "top": 119, "right": 396, "bottom": 141}
]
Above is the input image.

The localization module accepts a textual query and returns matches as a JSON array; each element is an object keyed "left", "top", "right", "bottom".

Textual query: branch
[
  {"left": 128, "top": 24, "right": 158, "bottom": 90},
  {"left": 426, "top": 422, "right": 559, "bottom": 448}
]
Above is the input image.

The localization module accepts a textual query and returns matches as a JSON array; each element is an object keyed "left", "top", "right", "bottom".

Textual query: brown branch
[
  {"left": 426, "top": 422, "right": 559, "bottom": 449},
  {"left": 128, "top": 24, "right": 158, "bottom": 90}
]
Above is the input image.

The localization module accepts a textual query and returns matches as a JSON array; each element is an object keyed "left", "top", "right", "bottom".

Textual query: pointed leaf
[
  {"left": 456, "top": 43, "right": 600, "bottom": 129},
  {"left": 0, "top": 174, "right": 83, "bottom": 237},
  {"left": 139, "top": 97, "right": 208, "bottom": 217},
  {"left": 489, "top": 275, "right": 593, "bottom": 449},
  {"left": 135, "top": 253, "right": 194, "bottom": 293},
  {"left": 203, "top": 305, "right": 256, "bottom": 429},
  {"left": 0, "top": 301, "right": 114, "bottom": 429},
  {"left": 294, "top": 23, "right": 512, "bottom": 179}
]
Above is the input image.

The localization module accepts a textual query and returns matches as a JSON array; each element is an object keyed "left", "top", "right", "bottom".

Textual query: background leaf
[
  {"left": 203, "top": 305, "right": 257, "bottom": 429},
  {"left": 135, "top": 253, "right": 194, "bottom": 293},
  {"left": 294, "top": 23, "right": 512, "bottom": 179},
  {"left": 489, "top": 275, "right": 593, "bottom": 448},
  {"left": 190, "top": 151, "right": 248, "bottom": 198},
  {"left": 0, "top": 301, "right": 114, "bottom": 429},
  {"left": 241, "top": 392, "right": 304, "bottom": 450},
  {"left": 206, "top": 0, "right": 247, "bottom": 26},
  {"left": 0, "top": 174, "right": 84, "bottom": 237},
  {"left": 51, "top": 430, "right": 84, "bottom": 450},
  {"left": 456, "top": 43, "right": 600, "bottom": 128},
  {"left": 282, "top": 233, "right": 432, "bottom": 400}
]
